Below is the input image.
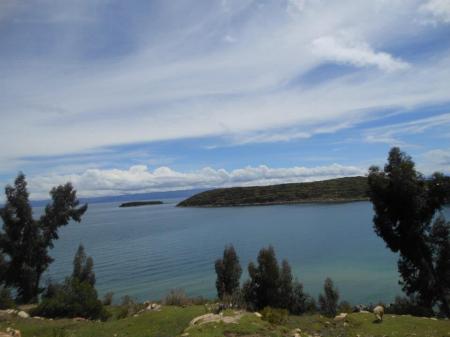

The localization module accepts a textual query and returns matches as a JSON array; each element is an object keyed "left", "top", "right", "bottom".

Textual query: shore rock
[
  {"left": 334, "top": 313, "right": 347, "bottom": 321},
  {"left": 17, "top": 311, "right": 29, "bottom": 319}
]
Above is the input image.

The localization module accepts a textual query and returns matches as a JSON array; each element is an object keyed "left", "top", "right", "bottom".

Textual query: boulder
[
  {"left": 334, "top": 313, "right": 347, "bottom": 321},
  {"left": 373, "top": 305, "right": 384, "bottom": 321},
  {"left": 17, "top": 311, "right": 29, "bottom": 319},
  {"left": 254, "top": 312, "right": 262, "bottom": 318},
  {"left": 5, "top": 328, "right": 21, "bottom": 337}
]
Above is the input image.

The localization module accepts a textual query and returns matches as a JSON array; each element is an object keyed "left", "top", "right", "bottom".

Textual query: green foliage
[
  {"left": 31, "top": 277, "right": 110, "bottom": 320},
  {"left": 260, "top": 307, "right": 288, "bottom": 325},
  {"left": 178, "top": 176, "right": 369, "bottom": 206},
  {"left": 0, "top": 173, "right": 87, "bottom": 303},
  {"left": 368, "top": 147, "right": 450, "bottom": 316},
  {"left": 318, "top": 277, "right": 339, "bottom": 317},
  {"left": 385, "top": 296, "right": 434, "bottom": 317},
  {"left": 290, "top": 280, "right": 314, "bottom": 314},
  {"left": 243, "top": 246, "right": 313, "bottom": 314},
  {"left": 338, "top": 300, "right": 353, "bottom": 314},
  {"left": 245, "top": 246, "right": 280, "bottom": 310},
  {"left": 72, "top": 244, "right": 96, "bottom": 286},
  {"left": 215, "top": 244, "right": 242, "bottom": 300},
  {"left": 0, "top": 286, "right": 15, "bottom": 309},
  {"left": 103, "top": 292, "right": 114, "bottom": 305},
  {"left": 116, "top": 295, "right": 144, "bottom": 319}
]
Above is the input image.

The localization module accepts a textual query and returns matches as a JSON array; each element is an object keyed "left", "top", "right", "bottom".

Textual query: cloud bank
[{"left": 27, "top": 164, "right": 365, "bottom": 199}]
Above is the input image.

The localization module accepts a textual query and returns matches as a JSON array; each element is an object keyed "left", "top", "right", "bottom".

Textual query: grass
[{"left": 1, "top": 306, "right": 449, "bottom": 337}]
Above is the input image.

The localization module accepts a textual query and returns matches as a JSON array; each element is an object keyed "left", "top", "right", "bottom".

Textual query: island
[
  {"left": 119, "top": 201, "right": 163, "bottom": 208},
  {"left": 177, "top": 176, "right": 369, "bottom": 207}
]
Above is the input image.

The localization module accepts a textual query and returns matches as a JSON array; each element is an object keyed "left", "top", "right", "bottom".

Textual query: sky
[{"left": 1, "top": 0, "right": 450, "bottom": 200}]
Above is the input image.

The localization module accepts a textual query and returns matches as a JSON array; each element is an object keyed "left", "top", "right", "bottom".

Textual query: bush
[
  {"left": 338, "top": 300, "right": 353, "bottom": 314},
  {"left": 164, "top": 289, "right": 189, "bottom": 306},
  {"left": 386, "top": 296, "right": 434, "bottom": 317},
  {"left": 261, "top": 307, "right": 288, "bottom": 325},
  {"left": 102, "top": 292, "right": 114, "bottom": 306},
  {"left": 0, "top": 287, "right": 15, "bottom": 309},
  {"left": 116, "top": 295, "right": 144, "bottom": 319},
  {"left": 31, "top": 278, "right": 110, "bottom": 321}
]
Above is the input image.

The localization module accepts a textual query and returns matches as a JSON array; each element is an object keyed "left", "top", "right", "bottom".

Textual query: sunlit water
[{"left": 37, "top": 201, "right": 449, "bottom": 305}]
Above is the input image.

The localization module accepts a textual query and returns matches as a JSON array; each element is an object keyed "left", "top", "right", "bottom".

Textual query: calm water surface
[{"left": 43, "top": 201, "right": 450, "bottom": 305}]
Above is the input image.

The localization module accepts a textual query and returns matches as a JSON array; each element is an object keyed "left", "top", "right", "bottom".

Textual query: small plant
[
  {"left": 261, "top": 307, "right": 288, "bottom": 325},
  {"left": 103, "top": 292, "right": 114, "bottom": 305},
  {"left": 338, "top": 300, "right": 353, "bottom": 313},
  {"left": 164, "top": 289, "right": 189, "bottom": 306}
]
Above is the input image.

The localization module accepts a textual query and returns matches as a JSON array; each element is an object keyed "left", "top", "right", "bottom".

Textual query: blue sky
[{"left": 1, "top": 0, "right": 450, "bottom": 199}]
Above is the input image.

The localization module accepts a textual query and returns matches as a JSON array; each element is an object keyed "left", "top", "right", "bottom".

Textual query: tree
[
  {"left": 245, "top": 246, "right": 280, "bottom": 310},
  {"left": 368, "top": 147, "right": 450, "bottom": 316},
  {"left": 318, "top": 277, "right": 339, "bottom": 317},
  {"left": 290, "top": 280, "right": 310, "bottom": 315},
  {"left": 32, "top": 246, "right": 108, "bottom": 320},
  {"left": 0, "top": 173, "right": 87, "bottom": 303},
  {"left": 73, "top": 245, "right": 96, "bottom": 286},
  {"left": 278, "top": 259, "right": 293, "bottom": 310},
  {"left": 215, "top": 245, "right": 242, "bottom": 299}
]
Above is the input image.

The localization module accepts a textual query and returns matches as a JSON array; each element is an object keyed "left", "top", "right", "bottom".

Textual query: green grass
[{"left": 1, "top": 307, "right": 449, "bottom": 337}]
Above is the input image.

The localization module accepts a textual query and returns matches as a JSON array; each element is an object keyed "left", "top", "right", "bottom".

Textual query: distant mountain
[
  {"left": 177, "top": 176, "right": 370, "bottom": 207},
  {"left": 29, "top": 188, "right": 208, "bottom": 207}
]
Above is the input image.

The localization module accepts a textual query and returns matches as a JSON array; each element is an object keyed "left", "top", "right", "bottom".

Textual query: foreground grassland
[
  {"left": 177, "top": 177, "right": 369, "bottom": 207},
  {"left": 1, "top": 306, "right": 449, "bottom": 337}
]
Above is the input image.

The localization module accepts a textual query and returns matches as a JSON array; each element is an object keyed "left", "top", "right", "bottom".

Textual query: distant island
[
  {"left": 178, "top": 176, "right": 369, "bottom": 207},
  {"left": 119, "top": 201, "right": 163, "bottom": 208}
]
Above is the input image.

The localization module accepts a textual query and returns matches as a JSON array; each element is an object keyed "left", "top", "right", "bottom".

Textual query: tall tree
[
  {"left": 245, "top": 246, "right": 280, "bottom": 310},
  {"left": 278, "top": 259, "right": 294, "bottom": 310},
  {"left": 0, "top": 173, "right": 87, "bottom": 303},
  {"left": 73, "top": 244, "right": 96, "bottom": 286},
  {"left": 318, "top": 277, "right": 339, "bottom": 317},
  {"left": 215, "top": 245, "right": 242, "bottom": 299},
  {"left": 368, "top": 147, "right": 450, "bottom": 316}
]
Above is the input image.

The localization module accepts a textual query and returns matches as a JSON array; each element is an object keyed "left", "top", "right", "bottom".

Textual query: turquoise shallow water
[{"left": 41, "top": 201, "right": 450, "bottom": 305}]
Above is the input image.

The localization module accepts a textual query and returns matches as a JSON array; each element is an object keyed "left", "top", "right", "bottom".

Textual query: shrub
[
  {"left": 116, "top": 295, "right": 144, "bottom": 318},
  {"left": 318, "top": 277, "right": 339, "bottom": 317},
  {"left": 31, "top": 278, "right": 110, "bottom": 321},
  {"left": 102, "top": 292, "right": 114, "bottom": 306},
  {"left": 338, "top": 300, "right": 353, "bottom": 314},
  {"left": 164, "top": 289, "right": 189, "bottom": 306},
  {"left": 261, "top": 307, "right": 288, "bottom": 325},
  {"left": 0, "top": 287, "right": 15, "bottom": 309},
  {"left": 386, "top": 296, "right": 434, "bottom": 317}
]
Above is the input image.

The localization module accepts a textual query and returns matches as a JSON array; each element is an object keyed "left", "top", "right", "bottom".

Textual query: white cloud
[
  {"left": 25, "top": 163, "right": 365, "bottom": 200},
  {"left": 420, "top": 0, "right": 450, "bottom": 23},
  {"left": 419, "top": 148, "right": 450, "bottom": 174},
  {"left": 363, "top": 112, "right": 450, "bottom": 145},
  {"left": 312, "top": 34, "right": 410, "bottom": 72},
  {"left": 0, "top": 0, "right": 449, "bottom": 174}
]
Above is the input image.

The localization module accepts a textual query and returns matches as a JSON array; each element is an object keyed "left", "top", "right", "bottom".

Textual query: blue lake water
[{"left": 42, "top": 200, "right": 450, "bottom": 305}]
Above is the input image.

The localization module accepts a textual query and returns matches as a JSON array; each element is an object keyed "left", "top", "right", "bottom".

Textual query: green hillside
[
  {"left": 177, "top": 176, "right": 369, "bottom": 207},
  {"left": 1, "top": 305, "right": 449, "bottom": 337}
]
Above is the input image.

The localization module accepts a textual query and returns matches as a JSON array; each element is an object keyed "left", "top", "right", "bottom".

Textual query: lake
[{"left": 43, "top": 200, "right": 450, "bottom": 305}]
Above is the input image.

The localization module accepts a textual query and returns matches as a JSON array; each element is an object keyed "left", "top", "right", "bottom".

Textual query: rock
[
  {"left": 32, "top": 316, "right": 45, "bottom": 320},
  {"left": 5, "top": 328, "right": 21, "bottom": 337},
  {"left": 5, "top": 310, "right": 17, "bottom": 315},
  {"left": 73, "top": 317, "right": 88, "bottom": 321},
  {"left": 334, "top": 313, "right": 347, "bottom": 321},
  {"left": 293, "top": 333, "right": 301, "bottom": 337},
  {"left": 254, "top": 312, "right": 262, "bottom": 318},
  {"left": 343, "top": 322, "right": 349, "bottom": 327},
  {"left": 373, "top": 305, "right": 384, "bottom": 321},
  {"left": 430, "top": 317, "right": 437, "bottom": 320},
  {"left": 17, "top": 311, "right": 29, "bottom": 319}
]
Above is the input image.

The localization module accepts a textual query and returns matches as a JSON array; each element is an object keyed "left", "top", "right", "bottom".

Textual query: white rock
[
  {"left": 17, "top": 311, "right": 29, "bottom": 319},
  {"left": 254, "top": 312, "right": 262, "bottom": 318}
]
